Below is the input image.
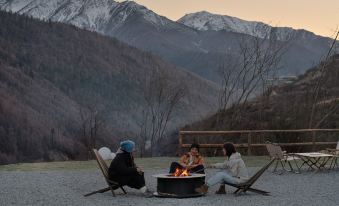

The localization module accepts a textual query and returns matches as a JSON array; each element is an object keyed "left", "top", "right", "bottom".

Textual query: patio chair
[
  {"left": 326, "top": 141, "right": 339, "bottom": 154},
  {"left": 266, "top": 144, "right": 300, "bottom": 174},
  {"left": 223, "top": 158, "right": 276, "bottom": 196},
  {"left": 326, "top": 141, "right": 339, "bottom": 169},
  {"left": 84, "top": 149, "right": 127, "bottom": 197}
]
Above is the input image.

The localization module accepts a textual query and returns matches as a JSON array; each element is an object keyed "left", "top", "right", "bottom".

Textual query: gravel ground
[{"left": 0, "top": 168, "right": 338, "bottom": 206}]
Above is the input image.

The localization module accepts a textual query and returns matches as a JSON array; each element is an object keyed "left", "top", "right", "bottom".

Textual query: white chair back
[{"left": 266, "top": 144, "right": 284, "bottom": 159}]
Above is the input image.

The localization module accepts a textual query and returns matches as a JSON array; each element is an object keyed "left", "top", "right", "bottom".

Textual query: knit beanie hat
[{"left": 120, "top": 140, "right": 135, "bottom": 153}]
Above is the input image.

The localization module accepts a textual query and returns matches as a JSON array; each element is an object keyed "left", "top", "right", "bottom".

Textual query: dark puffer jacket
[{"left": 108, "top": 151, "right": 138, "bottom": 184}]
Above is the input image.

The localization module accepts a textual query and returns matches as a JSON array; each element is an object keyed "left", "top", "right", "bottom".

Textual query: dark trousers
[
  {"left": 169, "top": 162, "right": 205, "bottom": 174},
  {"left": 111, "top": 173, "right": 145, "bottom": 189}
]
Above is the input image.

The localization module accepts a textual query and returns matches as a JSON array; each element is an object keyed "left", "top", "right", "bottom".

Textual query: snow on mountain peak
[
  {"left": 0, "top": 0, "right": 317, "bottom": 41},
  {"left": 178, "top": 11, "right": 295, "bottom": 40},
  {"left": 115, "top": 0, "right": 170, "bottom": 26},
  {"left": 0, "top": 0, "right": 170, "bottom": 33},
  {"left": 178, "top": 11, "right": 266, "bottom": 32},
  {"left": 0, "top": 0, "right": 118, "bottom": 31}
]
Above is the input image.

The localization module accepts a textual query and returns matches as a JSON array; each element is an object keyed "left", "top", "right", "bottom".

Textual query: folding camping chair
[
  {"left": 84, "top": 149, "right": 127, "bottom": 197},
  {"left": 266, "top": 144, "right": 300, "bottom": 174},
  {"left": 223, "top": 158, "right": 275, "bottom": 196}
]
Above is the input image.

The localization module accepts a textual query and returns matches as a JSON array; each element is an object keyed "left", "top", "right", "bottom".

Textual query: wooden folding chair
[
  {"left": 84, "top": 149, "right": 127, "bottom": 197},
  {"left": 266, "top": 144, "right": 300, "bottom": 174},
  {"left": 223, "top": 158, "right": 275, "bottom": 196}
]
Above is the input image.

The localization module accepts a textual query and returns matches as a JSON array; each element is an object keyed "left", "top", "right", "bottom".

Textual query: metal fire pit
[{"left": 153, "top": 174, "right": 205, "bottom": 198}]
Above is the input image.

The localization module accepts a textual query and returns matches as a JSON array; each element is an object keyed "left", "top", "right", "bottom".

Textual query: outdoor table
[{"left": 292, "top": 152, "right": 334, "bottom": 171}]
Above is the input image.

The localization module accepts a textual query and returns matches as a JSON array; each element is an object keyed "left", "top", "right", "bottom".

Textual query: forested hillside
[{"left": 0, "top": 11, "right": 218, "bottom": 164}]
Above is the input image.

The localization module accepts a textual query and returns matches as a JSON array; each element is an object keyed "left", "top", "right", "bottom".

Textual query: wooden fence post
[
  {"left": 178, "top": 132, "right": 183, "bottom": 156},
  {"left": 247, "top": 133, "right": 252, "bottom": 155},
  {"left": 312, "top": 130, "right": 316, "bottom": 151}
]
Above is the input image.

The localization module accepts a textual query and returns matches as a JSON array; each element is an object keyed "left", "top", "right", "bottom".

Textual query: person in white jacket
[{"left": 195, "top": 142, "right": 249, "bottom": 194}]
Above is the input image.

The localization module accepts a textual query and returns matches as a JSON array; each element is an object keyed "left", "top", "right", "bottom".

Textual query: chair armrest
[
  {"left": 282, "top": 151, "right": 288, "bottom": 157},
  {"left": 327, "top": 148, "right": 339, "bottom": 151},
  {"left": 326, "top": 148, "right": 339, "bottom": 155}
]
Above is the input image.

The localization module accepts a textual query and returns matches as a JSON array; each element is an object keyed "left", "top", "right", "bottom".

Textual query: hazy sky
[{"left": 125, "top": 0, "right": 339, "bottom": 37}]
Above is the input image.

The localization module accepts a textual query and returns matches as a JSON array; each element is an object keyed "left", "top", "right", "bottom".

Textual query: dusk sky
[{"left": 123, "top": 0, "right": 339, "bottom": 38}]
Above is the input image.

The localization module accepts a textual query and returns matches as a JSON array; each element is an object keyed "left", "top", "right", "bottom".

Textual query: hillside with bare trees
[
  {"left": 0, "top": 11, "right": 219, "bottom": 164},
  {"left": 184, "top": 54, "right": 339, "bottom": 131}
]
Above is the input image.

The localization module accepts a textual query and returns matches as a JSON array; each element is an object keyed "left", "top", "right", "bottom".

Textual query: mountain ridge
[
  {"left": 0, "top": 10, "right": 218, "bottom": 163},
  {"left": 0, "top": 0, "right": 333, "bottom": 82},
  {"left": 178, "top": 11, "right": 326, "bottom": 40}
]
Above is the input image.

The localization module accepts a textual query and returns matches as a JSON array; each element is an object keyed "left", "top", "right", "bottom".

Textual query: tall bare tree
[
  {"left": 217, "top": 28, "right": 290, "bottom": 128},
  {"left": 79, "top": 103, "right": 105, "bottom": 159},
  {"left": 138, "top": 69, "right": 186, "bottom": 156},
  {"left": 308, "top": 31, "right": 339, "bottom": 128}
]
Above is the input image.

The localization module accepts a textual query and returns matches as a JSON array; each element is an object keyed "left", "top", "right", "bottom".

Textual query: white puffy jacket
[{"left": 212, "top": 152, "right": 249, "bottom": 181}]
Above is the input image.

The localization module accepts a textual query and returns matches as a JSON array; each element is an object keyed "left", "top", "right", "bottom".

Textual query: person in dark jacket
[{"left": 108, "top": 140, "right": 152, "bottom": 197}]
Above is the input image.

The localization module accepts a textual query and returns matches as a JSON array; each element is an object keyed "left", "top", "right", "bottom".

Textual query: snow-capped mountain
[
  {"left": 0, "top": 0, "right": 172, "bottom": 33},
  {"left": 0, "top": 0, "right": 334, "bottom": 82},
  {"left": 179, "top": 11, "right": 309, "bottom": 41}
]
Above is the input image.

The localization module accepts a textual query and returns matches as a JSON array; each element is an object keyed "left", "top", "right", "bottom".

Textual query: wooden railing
[{"left": 178, "top": 129, "right": 339, "bottom": 155}]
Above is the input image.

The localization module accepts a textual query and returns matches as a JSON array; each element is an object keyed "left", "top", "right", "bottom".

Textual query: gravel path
[{"left": 0, "top": 168, "right": 338, "bottom": 206}]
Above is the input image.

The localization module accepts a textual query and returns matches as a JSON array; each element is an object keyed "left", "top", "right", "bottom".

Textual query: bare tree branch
[
  {"left": 308, "top": 31, "right": 339, "bottom": 128},
  {"left": 217, "top": 27, "right": 289, "bottom": 128}
]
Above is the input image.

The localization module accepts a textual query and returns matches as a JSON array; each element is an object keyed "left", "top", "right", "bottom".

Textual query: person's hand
[
  {"left": 185, "top": 165, "right": 193, "bottom": 170},
  {"left": 137, "top": 167, "right": 144, "bottom": 174}
]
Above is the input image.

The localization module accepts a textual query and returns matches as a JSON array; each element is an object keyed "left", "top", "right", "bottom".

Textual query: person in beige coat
[{"left": 195, "top": 142, "right": 249, "bottom": 194}]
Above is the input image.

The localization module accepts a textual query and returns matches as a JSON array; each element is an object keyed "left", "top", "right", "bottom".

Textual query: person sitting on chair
[
  {"left": 108, "top": 140, "right": 152, "bottom": 197},
  {"left": 195, "top": 142, "right": 249, "bottom": 194},
  {"left": 169, "top": 143, "right": 205, "bottom": 174}
]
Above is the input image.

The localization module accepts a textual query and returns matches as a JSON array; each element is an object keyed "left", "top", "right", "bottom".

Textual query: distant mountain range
[
  {"left": 179, "top": 11, "right": 293, "bottom": 40},
  {"left": 0, "top": 0, "right": 334, "bottom": 82},
  {"left": 0, "top": 10, "right": 218, "bottom": 163}
]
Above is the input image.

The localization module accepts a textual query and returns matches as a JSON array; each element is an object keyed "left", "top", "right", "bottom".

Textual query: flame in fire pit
[{"left": 173, "top": 167, "right": 189, "bottom": 177}]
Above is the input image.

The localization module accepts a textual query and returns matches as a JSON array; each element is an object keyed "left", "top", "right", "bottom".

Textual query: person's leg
[
  {"left": 189, "top": 164, "right": 205, "bottom": 174},
  {"left": 215, "top": 184, "right": 226, "bottom": 194},
  {"left": 110, "top": 176, "right": 129, "bottom": 188},
  {"left": 206, "top": 172, "right": 238, "bottom": 187},
  {"left": 195, "top": 172, "right": 237, "bottom": 194},
  {"left": 126, "top": 173, "right": 146, "bottom": 189},
  {"left": 169, "top": 162, "right": 184, "bottom": 173},
  {"left": 127, "top": 173, "right": 153, "bottom": 197}
]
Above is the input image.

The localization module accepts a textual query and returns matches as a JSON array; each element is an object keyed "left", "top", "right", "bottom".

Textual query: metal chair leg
[
  {"left": 282, "top": 160, "right": 292, "bottom": 172},
  {"left": 234, "top": 188, "right": 241, "bottom": 194},
  {"left": 120, "top": 186, "right": 127, "bottom": 194},
  {"left": 109, "top": 185, "right": 116, "bottom": 197},
  {"left": 293, "top": 158, "right": 301, "bottom": 174},
  {"left": 235, "top": 188, "right": 244, "bottom": 196},
  {"left": 246, "top": 188, "right": 270, "bottom": 195},
  {"left": 273, "top": 160, "right": 279, "bottom": 173},
  {"left": 287, "top": 161, "right": 294, "bottom": 172},
  {"left": 84, "top": 187, "right": 111, "bottom": 197}
]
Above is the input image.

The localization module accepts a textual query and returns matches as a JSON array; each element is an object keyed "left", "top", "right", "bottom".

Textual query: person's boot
[
  {"left": 143, "top": 189, "right": 154, "bottom": 198},
  {"left": 215, "top": 185, "right": 226, "bottom": 194},
  {"left": 195, "top": 184, "right": 209, "bottom": 194},
  {"left": 140, "top": 186, "right": 153, "bottom": 198}
]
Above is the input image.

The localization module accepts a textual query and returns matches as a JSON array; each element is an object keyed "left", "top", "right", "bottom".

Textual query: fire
[{"left": 173, "top": 167, "right": 189, "bottom": 177}]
